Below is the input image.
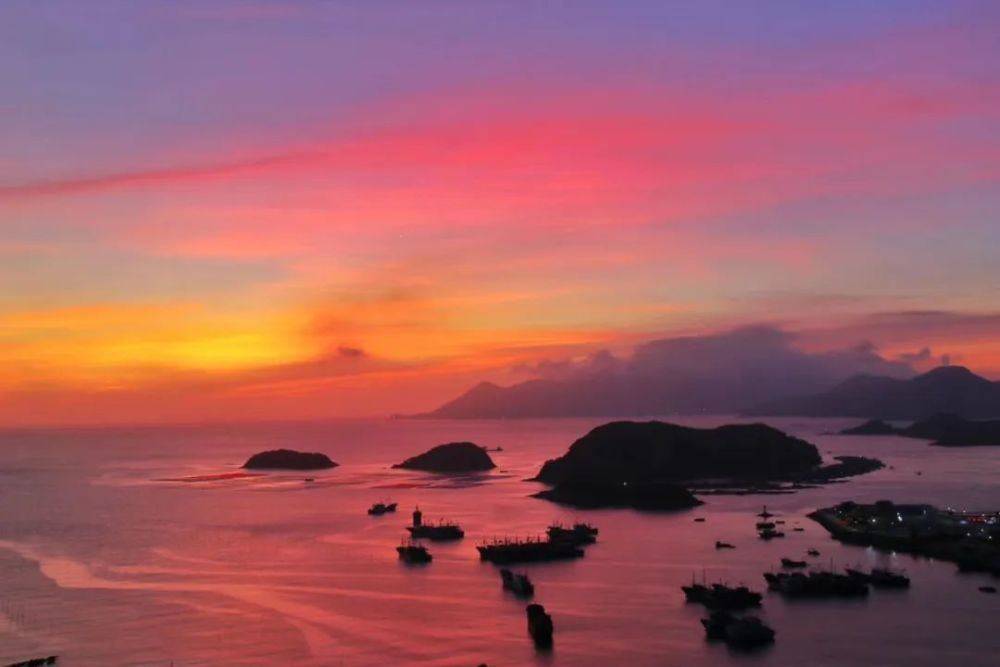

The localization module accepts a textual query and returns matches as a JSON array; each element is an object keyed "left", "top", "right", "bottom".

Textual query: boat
[
  {"left": 715, "top": 541, "right": 735, "bottom": 549},
  {"left": 806, "top": 549, "right": 820, "bottom": 556},
  {"left": 846, "top": 567, "right": 910, "bottom": 589},
  {"left": 870, "top": 568, "right": 910, "bottom": 589},
  {"left": 756, "top": 521, "right": 776, "bottom": 530},
  {"left": 682, "top": 581, "right": 762, "bottom": 610},
  {"left": 694, "top": 517, "right": 706, "bottom": 522},
  {"left": 500, "top": 568, "right": 534, "bottom": 597},
  {"left": 546, "top": 522, "right": 598, "bottom": 545},
  {"left": 764, "top": 571, "right": 869, "bottom": 598},
  {"left": 758, "top": 506, "right": 774, "bottom": 518},
  {"left": 758, "top": 528, "right": 785, "bottom": 540},
  {"left": 478, "top": 537, "right": 584, "bottom": 564},
  {"left": 367, "top": 501, "right": 398, "bottom": 515},
  {"left": 700, "top": 610, "right": 736, "bottom": 639},
  {"left": 7, "top": 658, "right": 58, "bottom": 667},
  {"left": 396, "top": 541, "right": 432, "bottom": 564},
  {"left": 724, "top": 616, "right": 776, "bottom": 647},
  {"left": 780, "top": 558, "right": 807, "bottom": 568},
  {"left": 526, "top": 604, "right": 553, "bottom": 648},
  {"left": 792, "top": 527, "right": 805, "bottom": 532},
  {"left": 406, "top": 508, "right": 464, "bottom": 540}
]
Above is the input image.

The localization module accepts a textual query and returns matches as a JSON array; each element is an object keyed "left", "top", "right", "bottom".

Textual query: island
[
  {"left": 840, "top": 419, "right": 898, "bottom": 435},
  {"left": 392, "top": 442, "right": 496, "bottom": 473},
  {"left": 532, "top": 421, "right": 883, "bottom": 509},
  {"left": 839, "top": 413, "right": 1000, "bottom": 446},
  {"left": 809, "top": 500, "right": 1000, "bottom": 575},
  {"left": 242, "top": 449, "right": 338, "bottom": 470}
]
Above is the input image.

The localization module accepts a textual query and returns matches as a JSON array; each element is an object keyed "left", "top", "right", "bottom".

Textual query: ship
[
  {"left": 500, "top": 568, "right": 534, "bottom": 597},
  {"left": 396, "top": 540, "right": 432, "bottom": 564},
  {"left": 406, "top": 508, "right": 464, "bottom": 540},
  {"left": 367, "top": 501, "right": 397, "bottom": 515},
  {"left": 682, "top": 581, "right": 762, "bottom": 610},
  {"left": 780, "top": 557, "right": 807, "bottom": 568},
  {"left": 700, "top": 610, "right": 737, "bottom": 639},
  {"left": 764, "top": 570, "right": 869, "bottom": 598},
  {"left": 477, "top": 536, "right": 584, "bottom": 564},
  {"left": 715, "top": 541, "right": 736, "bottom": 549},
  {"left": 526, "top": 604, "right": 554, "bottom": 648},
  {"left": 723, "top": 616, "right": 776, "bottom": 647},
  {"left": 546, "top": 522, "right": 598, "bottom": 545}
]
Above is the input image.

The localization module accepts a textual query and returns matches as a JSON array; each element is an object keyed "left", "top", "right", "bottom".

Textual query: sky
[{"left": 1, "top": 1, "right": 999, "bottom": 426}]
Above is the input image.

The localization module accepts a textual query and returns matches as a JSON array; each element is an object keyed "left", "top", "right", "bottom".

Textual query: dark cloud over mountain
[{"left": 422, "top": 325, "right": 916, "bottom": 418}]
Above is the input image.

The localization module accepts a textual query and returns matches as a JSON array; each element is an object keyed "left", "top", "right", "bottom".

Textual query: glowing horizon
[{"left": 2, "top": 1, "right": 999, "bottom": 426}]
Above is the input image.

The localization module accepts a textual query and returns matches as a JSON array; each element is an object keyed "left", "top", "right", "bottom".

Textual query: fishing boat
[
  {"left": 396, "top": 540, "right": 432, "bottom": 564},
  {"left": 500, "top": 568, "right": 534, "bottom": 597}
]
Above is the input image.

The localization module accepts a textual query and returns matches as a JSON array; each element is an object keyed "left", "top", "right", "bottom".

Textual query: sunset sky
[{"left": 1, "top": 1, "right": 999, "bottom": 425}]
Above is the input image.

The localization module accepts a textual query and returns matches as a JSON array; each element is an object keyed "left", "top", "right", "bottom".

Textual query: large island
[{"left": 532, "top": 421, "right": 883, "bottom": 509}]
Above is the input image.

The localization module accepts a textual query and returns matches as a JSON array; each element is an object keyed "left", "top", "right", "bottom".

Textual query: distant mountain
[
  {"left": 749, "top": 366, "right": 1000, "bottom": 419},
  {"left": 838, "top": 413, "right": 1000, "bottom": 446},
  {"left": 417, "top": 326, "right": 916, "bottom": 419}
]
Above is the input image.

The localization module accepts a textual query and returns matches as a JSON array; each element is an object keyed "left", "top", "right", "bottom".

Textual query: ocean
[{"left": 0, "top": 415, "right": 997, "bottom": 666}]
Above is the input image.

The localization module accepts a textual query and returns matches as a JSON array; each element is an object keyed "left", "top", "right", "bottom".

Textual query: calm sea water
[{"left": 0, "top": 415, "right": 998, "bottom": 666}]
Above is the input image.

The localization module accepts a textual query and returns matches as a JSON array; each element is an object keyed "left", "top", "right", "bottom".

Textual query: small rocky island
[
  {"left": 533, "top": 421, "right": 882, "bottom": 509},
  {"left": 840, "top": 413, "right": 1000, "bottom": 446},
  {"left": 392, "top": 442, "right": 496, "bottom": 472},
  {"left": 242, "top": 449, "right": 338, "bottom": 470},
  {"left": 840, "top": 419, "right": 898, "bottom": 435}
]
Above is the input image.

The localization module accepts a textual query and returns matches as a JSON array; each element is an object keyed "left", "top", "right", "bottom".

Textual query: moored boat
[
  {"left": 682, "top": 581, "right": 762, "bottom": 610},
  {"left": 397, "top": 541, "right": 432, "bottom": 564},
  {"left": 500, "top": 568, "right": 535, "bottom": 597},
  {"left": 526, "top": 604, "right": 554, "bottom": 648},
  {"left": 724, "top": 616, "right": 776, "bottom": 647},
  {"left": 478, "top": 537, "right": 584, "bottom": 564},
  {"left": 546, "top": 522, "right": 598, "bottom": 545},
  {"left": 406, "top": 508, "right": 464, "bottom": 540},
  {"left": 368, "top": 501, "right": 398, "bottom": 515}
]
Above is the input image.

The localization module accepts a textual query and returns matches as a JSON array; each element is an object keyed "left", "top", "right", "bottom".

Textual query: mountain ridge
[{"left": 748, "top": 365, "right": 1000, "bottom": 419}]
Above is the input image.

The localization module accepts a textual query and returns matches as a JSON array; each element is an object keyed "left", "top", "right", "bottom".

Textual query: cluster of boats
[
  {"left": 687, "top": 505, "right": 916, "bottom": 650},
  {"left": 384, "top": 504, "right": 597, "bottom": 649},
  {"left": 764, "top": 566, "right": 910, "bottom": 597},
  {"left": 683, "top": 579, "right": 773, "bottom": 647}
]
